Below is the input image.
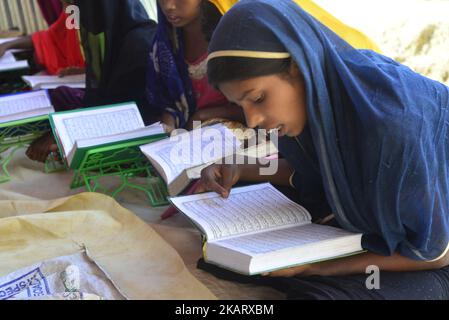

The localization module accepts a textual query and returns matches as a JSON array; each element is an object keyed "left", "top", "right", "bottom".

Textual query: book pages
[
  {"left": 141, "top": 124, "right": 241, "bottom": 186},
  {"left": 51, "top": 103, "right": 145, "bottom": 160},
  {"left": 170, "top": 183, "right": 311, "bottom": 241},
  {"left": 0, "top": 91, "right": 53, "bottom": 124}
]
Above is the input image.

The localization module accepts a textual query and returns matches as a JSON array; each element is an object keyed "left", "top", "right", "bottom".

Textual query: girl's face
[
  {"left": 158, "top": 0, "right": 202, "bottom": 28},
  {"left": 218, "top": 66, "right": 308, "bottom": 138}
]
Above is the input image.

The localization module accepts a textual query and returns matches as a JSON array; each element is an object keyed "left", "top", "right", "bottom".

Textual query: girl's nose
[
  {"left": 161, "top": 0, "right": 176, "bottom": 10},
  {"left": 242, "top": 105, "right": 264, "bottom": 129}
]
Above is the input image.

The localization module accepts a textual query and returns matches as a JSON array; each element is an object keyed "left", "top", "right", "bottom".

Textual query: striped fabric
[{"left": 0, "top": 0, "right": 47, "bottom": 35}]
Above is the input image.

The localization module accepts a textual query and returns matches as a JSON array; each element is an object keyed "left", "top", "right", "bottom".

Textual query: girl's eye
[{"left": 254, "top": 94, "right": 265, "bottom": 104}]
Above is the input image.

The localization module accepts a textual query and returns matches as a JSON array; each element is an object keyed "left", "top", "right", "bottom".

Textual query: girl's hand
[
  {"left": 196, "top": 164, "right": 241, "bottom": 198},
  {"left": 162, "top": 112, "right": 176, "bottom": 134},
  {"left": 26, "top": 132, "right": 58, "bottom": 163}
]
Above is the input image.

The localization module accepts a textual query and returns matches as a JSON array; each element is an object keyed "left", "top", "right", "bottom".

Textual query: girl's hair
[
  {"left": 207, "top": 57, "right": 292, "bottom": 88},
  {"left": 201, "top": 0, "right": 223, "bottom": 42},
  {"left": 201, "top": 1, "right": 293, "bottom": 87}
]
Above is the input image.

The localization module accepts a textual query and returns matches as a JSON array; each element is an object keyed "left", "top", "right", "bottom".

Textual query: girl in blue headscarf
[
  {"left": 200, "top": 0, "right": 449, "bottom": 299},
  {"left": 147, "top": 0, "right": 379, "bottom": 133}
]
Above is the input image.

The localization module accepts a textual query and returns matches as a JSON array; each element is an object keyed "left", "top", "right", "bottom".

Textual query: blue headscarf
[
  {"left": 209, "top": 0, "right": 449, "bottom": 261},
  {"left": 146, "top": 4, "right": 197, "bottom": 128}
]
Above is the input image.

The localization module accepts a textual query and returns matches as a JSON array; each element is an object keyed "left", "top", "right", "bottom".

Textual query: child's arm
[
  {"left": 186, "top": 103, "right": 245, "bottom": 130},
  {"left": 0, "top": 36, "right": 33, "bottom": 57},
  {"left": 26, "top": 131, "right": 58, "bottom": 163},
  {"left": 164, "top": 103, "right": 245, "bottom": 131},
  {"left": 266, "top": 250, "right": 449, "bottom": 277}
]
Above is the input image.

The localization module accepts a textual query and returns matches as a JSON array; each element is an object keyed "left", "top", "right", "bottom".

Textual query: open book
[
  {"left": 140, "top": 122, "right": 279, "bottom": 197},
  {"left": 140, "top": 124, "right": 242, "bottom": 197},
  {"left": 22, "top": 74, "right": 86, "bottom": 90},
  {"left": 170, "top": 183, "right": 364, "bottom": 275},
  {"left": 0, "top": 90, "right": 54, "bottom": 124},
  {"left": 49, "top": 102, "right": 166, "bottom": 169},
  {"left": 0, "top": 50, "right": 29, "bottom": 72}
]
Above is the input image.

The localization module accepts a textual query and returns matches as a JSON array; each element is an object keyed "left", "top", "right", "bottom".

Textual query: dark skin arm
[
  {"left": 0, "top": 36, "right": 33, "bottom": 57},
  {"left": 162, "top": 103, "right": 246, "bottom": 133},
  {"left": 267, "top": 250, "right": 449, "bottom": 277},
  {"left": 0, "top": 34, "right": 85, "bottom": 76},
  {"left": 186, "top": 103, "right": 246, "bottom": 130}
]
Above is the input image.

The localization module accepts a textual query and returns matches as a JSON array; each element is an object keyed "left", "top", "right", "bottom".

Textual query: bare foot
[{"left": 26, "top": 131, "right": 59, "bottom": 163}]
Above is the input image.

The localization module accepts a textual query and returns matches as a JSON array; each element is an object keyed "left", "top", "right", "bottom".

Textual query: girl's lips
[
  {"left": 267, "top": 126, "right": 279, "bottom": 134},
  {"left": 167, "top": 16, "right": 182, "bottom": 24},
  {"left": 267, "top": 125, "right": 285, "bottom": 136}
]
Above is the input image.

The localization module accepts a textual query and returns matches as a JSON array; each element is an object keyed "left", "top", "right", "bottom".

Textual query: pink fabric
[{"left": 187, "top": 53, "right": 228, "bottom": 110}]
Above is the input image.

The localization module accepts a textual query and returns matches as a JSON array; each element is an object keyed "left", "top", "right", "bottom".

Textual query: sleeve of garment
[
  {"left": 146, "top": 53, "right": 185, "bottom": 127},
  {"left": 375, "top": 142, "right": 449, "bottom": 261},
  {"left": 147, "top": 45, "right": 192, "bottom": 128},
  {"left": 32, "top": 12, "right": 84, "bottom": 75}
]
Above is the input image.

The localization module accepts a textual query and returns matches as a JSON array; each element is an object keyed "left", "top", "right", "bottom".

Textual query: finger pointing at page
[{"left": 199, "top": 165, "right": 230, "bottom": 198}]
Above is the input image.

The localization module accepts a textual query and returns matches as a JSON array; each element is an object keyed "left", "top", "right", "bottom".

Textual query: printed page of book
[
  {"left": 22, "top": 74, "right": 86, "bottom": 90},
  {"left": 207, "top": 223, "right": 363, "bottom": 275},
  {"left": 210, "top": 223, "right": 362, "bottom": 256},
  {"left": 40, "top": 82, "right": 86, "bottom": 90},
  {"left": 0, "top": 60, "right": 28, "bottom": 72},
  {"left": 0, "top": 51, "right": 16, "bottom": 64},
  {"left": 0, "top": 91, "right": 54, "bottom": 124},
  {"left": 52, "top": 103, "right": 145, "bottom": 159},
  {"left": 140, "top": 124, "right": 242, "bottom": 185},
  {"left": 75, "top": 122, "right": 166, "bottom": 149},
  {"left": 170, "top": 183, "right": 312, "bottom": 241}
]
